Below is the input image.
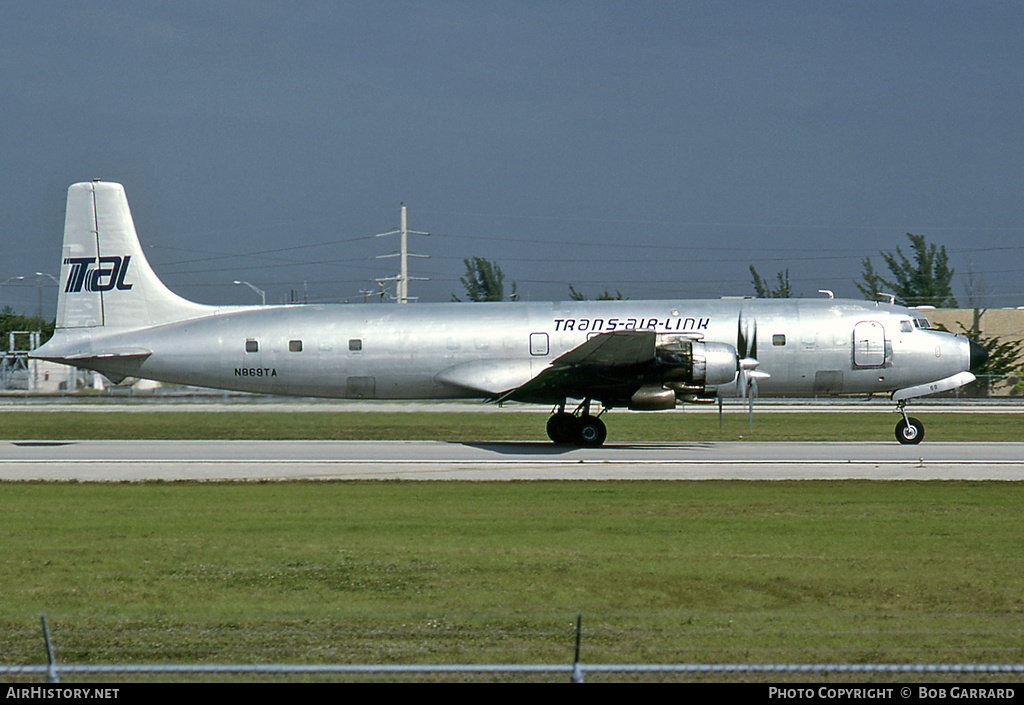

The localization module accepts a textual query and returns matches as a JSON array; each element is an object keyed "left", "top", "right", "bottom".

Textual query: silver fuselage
[{"left": 47, "top": 297, "right": 971, "bottom": 403}]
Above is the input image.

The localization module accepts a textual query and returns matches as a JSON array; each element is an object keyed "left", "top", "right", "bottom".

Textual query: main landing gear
[
  {"left": 894, "top": 401, "right": 925, "bottom": 445},
  {"left": 546, "top": 399, "right": 608, "bottom": 447}
]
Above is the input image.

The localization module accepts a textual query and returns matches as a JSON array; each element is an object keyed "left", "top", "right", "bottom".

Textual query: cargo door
[{"left": 853, "top": 321, "right": 886, "bottom": 368}]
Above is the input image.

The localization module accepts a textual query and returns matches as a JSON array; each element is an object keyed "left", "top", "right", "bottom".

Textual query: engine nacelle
[
  {"left": 655, "top": 337, "right": 739, "bottom": 388},
  {"left": 694, "top": 341, "right": 741, "bottom": 386},
  {"left": 626, "top": 338, "right": 741, "bottom": 410}
]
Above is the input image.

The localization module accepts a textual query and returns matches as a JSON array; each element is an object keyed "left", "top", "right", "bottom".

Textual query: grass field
[
  {"left": 0, "top": 408, "right": 1021, "bottom": 441},
  {"left": 3, "top": 481, "right": 1024, "bottom": 669},
  {"left": 2, "top": 409, "right": 1023, "bottom": 681}
]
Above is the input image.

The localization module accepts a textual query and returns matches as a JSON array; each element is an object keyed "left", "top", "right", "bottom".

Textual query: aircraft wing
[
  {"left": 498, "top": 330, "right": 658, "bottom": 405},
  {"left": 434, "top": 330, "right": 658, "bottom": 404},
  {"left": 548, "top": 329, "right": 657, "bottom": 367}
]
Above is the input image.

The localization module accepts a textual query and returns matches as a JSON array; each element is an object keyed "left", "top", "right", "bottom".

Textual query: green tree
[
  {"left": 857, "top": 233, "right": 957, "bottom": 307},
  {"left": 452, "top": 257, "right": 518, "bottom": 302},
  {"left": 749, "top": 266, "right": 793, "bottom": 298},
  {"left": 0, "top": 309, "right": 54, "bottom": 352},
  {"left": 856, "top": 258, "right": 887, "bottom": 304},
  {"left": 955, "top": 321, "right": 1024, "bottom": 397},
  {"left": 568, "top": 285, "right": 626, "bottom": 301}
]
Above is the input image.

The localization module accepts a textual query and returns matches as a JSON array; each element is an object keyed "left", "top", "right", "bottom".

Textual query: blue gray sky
[{"left": 2, "top": 1, "right": 1022, "bottom": 315}]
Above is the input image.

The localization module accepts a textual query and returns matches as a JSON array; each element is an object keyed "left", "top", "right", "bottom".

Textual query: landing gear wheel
[
  {"left": 546, "top": 412, "right": 579, "bottom": 444},
  {"left": 895, "top": 417, "right": 925, "bottom": 445},
  {"left": 576, "top": 415, "right": 607, "bottom": 447}
]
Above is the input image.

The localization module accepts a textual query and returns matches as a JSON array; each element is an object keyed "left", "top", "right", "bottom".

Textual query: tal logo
[{"left": 63, "top": 256, "right": 133, "bottom": 293}]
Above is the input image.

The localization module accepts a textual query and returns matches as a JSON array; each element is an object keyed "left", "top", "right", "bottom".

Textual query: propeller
[
  {"left": 735, "top": 313, "right": 758, "bottom": 396},
  {"left": 736, "top": 314, "right": 770, "bottom": 431}
]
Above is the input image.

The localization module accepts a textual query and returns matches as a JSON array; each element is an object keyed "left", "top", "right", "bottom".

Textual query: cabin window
[
  {"left": 289, "top": 340, "right": 303, "bottom": 352},
  {"left": 349, "top": 339, "right": 362, "bottom": 352},
  {"left": 772, "top": 334, "right": 786, "bottom": 346},
  {"left": 245, "top": 339, "right": 259, "bottom": 353}
]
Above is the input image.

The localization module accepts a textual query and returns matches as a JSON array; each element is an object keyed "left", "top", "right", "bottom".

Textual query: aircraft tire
[
  {"left": 895, "top": 417, "right": 925, "bottom": 445},
  {"left": 576, "top": 415, "right": 607, "bottom": 447},
  {"left": 547, "top": 413, "right": 579, "bottom": 444}
]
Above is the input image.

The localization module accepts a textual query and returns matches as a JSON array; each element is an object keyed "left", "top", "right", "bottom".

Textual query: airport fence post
[
  {"left": 571, "top": 612, "right": 584, "bottom": 683},
  {"left": 41, "top": 613, "right": 59, "bottom": 683}
]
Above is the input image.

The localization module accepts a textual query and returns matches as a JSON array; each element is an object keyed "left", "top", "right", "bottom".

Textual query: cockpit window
[
  {"left": 900, "top": 320, "right": 914, "bottom": 333},
  {"left": 911, "top": 318, "right": 931, "bottom": 329}
]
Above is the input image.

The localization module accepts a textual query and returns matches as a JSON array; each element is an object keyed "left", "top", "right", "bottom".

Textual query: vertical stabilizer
[{"left": 56, "top": 181, "right": 211, "bottom": 330}]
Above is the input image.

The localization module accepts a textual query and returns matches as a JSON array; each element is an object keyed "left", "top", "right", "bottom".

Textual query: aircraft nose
[{"left": 969, "top": 339, "right": 988, "bottom": 373}]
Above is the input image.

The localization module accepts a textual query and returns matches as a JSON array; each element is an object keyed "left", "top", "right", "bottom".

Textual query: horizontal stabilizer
[
  {"left": 61, "top": 348, "right": 153, "bottom": 362},
  {"left": 31, "top": 346, "right": 152, "bottom": 364}
]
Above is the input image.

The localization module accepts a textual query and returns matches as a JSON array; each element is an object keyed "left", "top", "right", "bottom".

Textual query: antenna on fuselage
[{"left": 375, "top": 204, "right": 429, "bottom": 303}]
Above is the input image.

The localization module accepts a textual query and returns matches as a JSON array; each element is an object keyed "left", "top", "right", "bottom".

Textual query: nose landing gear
[
  {"left": 546, "top": 399, "right": 608, "bottom": 447},
  {"left": 895, "top": 401, "right": 925, "bottom": 445}
]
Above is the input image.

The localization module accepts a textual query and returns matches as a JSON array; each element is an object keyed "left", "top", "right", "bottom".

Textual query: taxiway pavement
[{"left": 2, "top": 440, "right": 1021, "bottom": 481}]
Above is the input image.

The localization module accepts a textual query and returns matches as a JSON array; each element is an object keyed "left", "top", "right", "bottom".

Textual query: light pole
[
  {"left": 233, "top": 280, "right": 266, "bottom": 305},
  {"left": 0, "top": 276, "right": 26, "bottom": 313}
]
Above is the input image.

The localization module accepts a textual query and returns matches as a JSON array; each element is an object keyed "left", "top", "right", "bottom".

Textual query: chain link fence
[
  {"left": 4, "top": 616, "right": 1024, "bottom": 684},
  {"left": 5, "top": 662, "right": 1024, "bottom": 684}
]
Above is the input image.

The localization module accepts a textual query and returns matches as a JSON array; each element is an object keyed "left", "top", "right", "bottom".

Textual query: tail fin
[{"left": 56, "top": 181, "right": 211, "bottom": 329}]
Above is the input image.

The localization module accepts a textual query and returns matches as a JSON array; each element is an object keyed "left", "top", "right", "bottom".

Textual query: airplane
[{"left": 31, "top": 181, "right": 987, "bottom": 446}]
